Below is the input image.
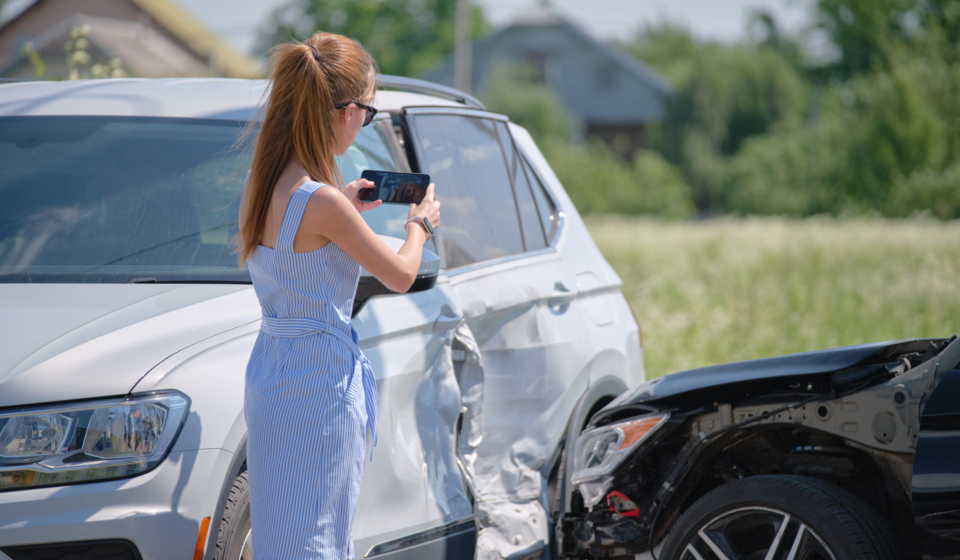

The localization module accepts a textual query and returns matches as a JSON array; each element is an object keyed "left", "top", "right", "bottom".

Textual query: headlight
[
  {"left": 0, "top": 391, "right": 189, "bottom": 491},
  {"left": 571, "top": 412, "right": 669, "bottom": 506}
]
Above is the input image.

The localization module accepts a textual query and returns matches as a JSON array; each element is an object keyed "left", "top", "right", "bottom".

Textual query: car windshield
[{"left": 0, "top": 116, "right": 402, "bottom": 283}]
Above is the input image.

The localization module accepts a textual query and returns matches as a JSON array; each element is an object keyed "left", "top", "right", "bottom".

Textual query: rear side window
[
  {"left": 522, "top": 155, "right": 558, "bottom": 241},
  {"left": 496, "top": 121, "right": 547, "bottom": 252},
  {"left": 410, "top": 115, "right": 524, "bottom": 269}
]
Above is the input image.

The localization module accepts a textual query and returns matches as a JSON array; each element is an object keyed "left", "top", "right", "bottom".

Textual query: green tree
[
  {"left": 479, "top": 64, "right": 576, "bottom": 144},
  {"left": 848, "top": 63, "right": 944, "bottom": 203},
  {"left": 619, "top": 22, "right": 700, "bottom": 91},
  {"left": 255, "top": 0, "right": 487, "bottom": 78},
  {"left": 813, "top": 0, "right": 960, "bottom": 76},
  {"left": 625, "top": 25, "right": 809, "bottom": 213},
  {"left": 814, "top": 0, "right": 915, "bottom": 76},
  {"left": 888, "top": 161, "right": 960, "bottom": 219},
  {"left": 480, "top": 66, "right": 694, "bottom": 218}
]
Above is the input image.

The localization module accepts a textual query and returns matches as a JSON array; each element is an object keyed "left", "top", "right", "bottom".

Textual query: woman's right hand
[{"left": 407, "top": 183, "right": 440, "bottom": 233}]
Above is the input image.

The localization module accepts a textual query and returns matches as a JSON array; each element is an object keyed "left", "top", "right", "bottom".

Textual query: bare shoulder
[
  {"left": 301, "top": 184, "right": 358, "bottom": 234},
  {"left": 305, "top": 184, "right": 351, "bottom": 213}
]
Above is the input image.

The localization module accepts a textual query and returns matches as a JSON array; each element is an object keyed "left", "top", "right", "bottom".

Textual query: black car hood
[{"left": 618, "top": 339, "right": 944, "bottom": 409}]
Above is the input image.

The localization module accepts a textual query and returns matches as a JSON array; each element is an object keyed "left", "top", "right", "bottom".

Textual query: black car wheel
[
  {"left": 213, "top": 466, "right": 255, "bottom": 560},
  {"left": 661, "top": 475, "right": 902, "bottom": 560}
]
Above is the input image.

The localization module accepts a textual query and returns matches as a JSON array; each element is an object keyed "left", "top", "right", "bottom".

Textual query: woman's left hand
[{"left": 345, "top": 178, "right": 382, "bottom": 214}]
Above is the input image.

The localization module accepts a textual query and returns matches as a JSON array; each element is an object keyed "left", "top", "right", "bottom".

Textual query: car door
[
  {"left": 337, "top": 119, "right": 476, "bottom": 558},
  {"left": 403, "top": 108, "right": 593, "bottom": 557}
]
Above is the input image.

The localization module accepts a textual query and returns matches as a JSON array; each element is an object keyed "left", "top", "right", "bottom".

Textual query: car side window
[
  {"left": 336, "top": 121, "right": 399, "bottom": 183},
  {"left": 521, "top": 154, "right": 558, "bottom": 242},
  {"left": 410, "top": 115, "right": 524, "bottom": 269},
  {"left": 496, "top": 121, "right": 547, "bottom": 252},
  {"left": 337, "top": 121, "right": 438, "bottom": 253}
]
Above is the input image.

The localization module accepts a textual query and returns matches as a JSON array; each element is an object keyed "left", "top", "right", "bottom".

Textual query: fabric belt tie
[{"left": 259, "top": 316, "right": 379, "bottom": 460}]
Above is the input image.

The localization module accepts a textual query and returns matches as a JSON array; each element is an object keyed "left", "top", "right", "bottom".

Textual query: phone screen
[{"left": 359, "top": 170, "right": 430, "bottom": 205}]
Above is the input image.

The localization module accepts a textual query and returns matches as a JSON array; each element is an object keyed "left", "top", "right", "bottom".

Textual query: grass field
[{"left": 585, "top": 216, "right": 960, "bottom": 380}]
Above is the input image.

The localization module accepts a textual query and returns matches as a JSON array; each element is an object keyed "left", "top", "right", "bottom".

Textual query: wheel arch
[
  {"left": 203, "top": 433, "right": 248, "bottom": 559},
  {"left": 661, "top": 474, "right": 908, "bottom": 560},
  {"left": 556, "top": 376, "right": 628, "bottom": 516},
  {"left": 654, "top": 424, "right": 917, "bottom": 556}
]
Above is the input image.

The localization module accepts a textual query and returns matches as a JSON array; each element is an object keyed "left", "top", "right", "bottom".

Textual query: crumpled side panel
[
  {"left": 415, "top": 326, "right": 472, "bottom": 519},
  {"left": 475, "top": 499, "right": 549, "bottom": 560},
  {"left": 454, "top": 323, "right": 551, "bottom": 559},
  {"left": 455, "top": 324, "right": 484, "bottom": 450}
]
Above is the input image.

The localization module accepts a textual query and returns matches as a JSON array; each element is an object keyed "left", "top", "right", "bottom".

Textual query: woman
[{"left": 236, "top": 32, "right": 440, "bottom": 559}]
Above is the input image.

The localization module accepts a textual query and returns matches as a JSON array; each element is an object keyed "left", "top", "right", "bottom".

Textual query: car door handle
[
  {"left": 548, "top": 286, "right": 577, "bottom": 307},
  {"left": 433, "top": 311, "right": 463, "bottom": 332}
]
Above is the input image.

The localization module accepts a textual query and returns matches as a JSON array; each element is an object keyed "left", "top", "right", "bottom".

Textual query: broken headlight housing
[
  {"left": 571, "top": 412, "right": 669, "bottom": 506},
  {"left": 0, "top": 391, "right": 189, "bottom": 491}
]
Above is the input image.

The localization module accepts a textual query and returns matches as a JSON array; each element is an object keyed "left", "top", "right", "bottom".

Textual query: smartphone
[{"left": 358, "top": 170, "right": 431, "bottom": 205}]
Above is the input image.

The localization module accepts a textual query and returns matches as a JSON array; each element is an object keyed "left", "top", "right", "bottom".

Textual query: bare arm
[{"left": 304, "top": 182, "right": 440, "bottom": 293}]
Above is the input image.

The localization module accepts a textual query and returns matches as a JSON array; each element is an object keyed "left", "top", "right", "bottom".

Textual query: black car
[{"left": 558, "top": 336, "right": 960, "bottom": 560}]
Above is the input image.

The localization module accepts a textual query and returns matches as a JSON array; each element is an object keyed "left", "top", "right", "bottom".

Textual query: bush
[
  {"left": 480, "top": 64, "right": 695, "bottom": 218},
  {"left": 721, "top": 110, "right": 855, "bottom": 216},
  {"left": 479, "top": 64, "right": 577, "bottom": 144},
  {"left": 650, "top": 41, "right": 810, "bottom": 213},
  {"left": 698, "top": 63, "right": 948, "bottom": 217},
  {"left": 543, "top": 140, "right": 695, "bottom": 218},
  {"left": 888, "top": 163, "right": 960, "bottom": 219},
  {"left": 622, "top": 20, "right": 960, "bottom": 219}
]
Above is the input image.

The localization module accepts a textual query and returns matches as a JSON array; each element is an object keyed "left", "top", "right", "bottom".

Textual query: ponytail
[{"left": 235, "top": 33, "right": 377, "bottom": 265}]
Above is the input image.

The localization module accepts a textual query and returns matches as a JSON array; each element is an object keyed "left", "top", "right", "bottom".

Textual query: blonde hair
[{"left": 236, "top": 32, "right": 377, "bottom": 265}]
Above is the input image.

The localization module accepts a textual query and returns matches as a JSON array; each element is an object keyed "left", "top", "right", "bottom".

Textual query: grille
[{"left": 1, "top": 540, "right": 142, "bottom": 560}]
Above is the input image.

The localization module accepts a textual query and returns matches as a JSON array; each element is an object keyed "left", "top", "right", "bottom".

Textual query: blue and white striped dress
[{"left": 244, "top": 181, "right": 378, "bottom": 560}]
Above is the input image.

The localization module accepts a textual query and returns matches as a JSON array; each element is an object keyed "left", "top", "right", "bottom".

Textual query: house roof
[
  {"left": 128, "top": 0, "right": 259, "bottom": 78},
  {"left": 420, "top": 1, "right": 673, "bottom": 124},
  {"left": 0, "top": 0, "right": 260, "bottom": 78},
  {"left": 4, "top": 13, "right": 210, "bottom": 77},
  {"left": 504, "top": 1, "right": 672, "bottom": 98}
]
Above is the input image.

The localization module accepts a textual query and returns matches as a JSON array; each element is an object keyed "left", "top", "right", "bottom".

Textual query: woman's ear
[{"left": 341, "top": 104, "right": 355, "bottom": 125}]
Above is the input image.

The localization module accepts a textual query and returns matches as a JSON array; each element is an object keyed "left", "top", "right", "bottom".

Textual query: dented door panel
[
  {"left": 399, "top": 108, "right": 641, "bottom": 559},
  {"left": 352, "top": 279, "right": 473, "bottom": 556}
]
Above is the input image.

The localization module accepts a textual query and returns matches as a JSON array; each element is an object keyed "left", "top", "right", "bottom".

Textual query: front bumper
[{"left": 0, "top": 449, "right": 229, "bottom": 559}]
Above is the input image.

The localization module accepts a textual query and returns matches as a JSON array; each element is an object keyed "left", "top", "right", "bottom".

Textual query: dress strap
[{"left": 277, "top": 182, "right": 325, "bottom": 251}]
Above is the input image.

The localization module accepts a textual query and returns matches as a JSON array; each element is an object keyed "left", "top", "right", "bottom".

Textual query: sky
[{"left": 1, "top": 0, "right": 815, "bottom": 56}]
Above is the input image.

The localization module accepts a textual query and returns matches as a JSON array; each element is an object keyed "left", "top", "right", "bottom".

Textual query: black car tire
[
  {"left": 660, "top": 475, "right": 902, "bottom": 560},
  {"left": 213, "top": 466, "right": 253, "bottom": 560}
]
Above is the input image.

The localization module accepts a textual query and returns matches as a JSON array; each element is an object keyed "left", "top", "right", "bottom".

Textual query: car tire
[
  {"left": 213, "top": 466, "right": 254, "bottom": 560},
  {"left": 660, "top": 475, "right": 902, "bottom": 560}
]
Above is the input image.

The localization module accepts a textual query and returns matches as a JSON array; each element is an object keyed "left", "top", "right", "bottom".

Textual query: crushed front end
[{"left": 561, "top": 336, "right": 960, "bottom": 559}]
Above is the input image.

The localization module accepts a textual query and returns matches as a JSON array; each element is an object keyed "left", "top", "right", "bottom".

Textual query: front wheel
[
  {"left": 212, "top": 466, "right": 254, "bottom": 560},
  {"left": 660, "top": 475, "right": 902, "bottom": 560}
]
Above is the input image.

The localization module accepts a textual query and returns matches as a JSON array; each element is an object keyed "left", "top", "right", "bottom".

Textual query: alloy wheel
[{"left": 679, "top": 506, "right": 836, "bottom": 560}]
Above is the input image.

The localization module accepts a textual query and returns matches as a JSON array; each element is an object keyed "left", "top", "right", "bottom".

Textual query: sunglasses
[{"left": 335, "top": 101, "right": 378, "bottom": 127}]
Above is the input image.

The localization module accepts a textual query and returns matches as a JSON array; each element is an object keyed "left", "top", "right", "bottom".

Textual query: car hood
[
  {"left": 614, "top": 338, "right": 944, "bottom": 409},
  {"left": 0, "top": 284, "right": 259, "bottom": 407}
]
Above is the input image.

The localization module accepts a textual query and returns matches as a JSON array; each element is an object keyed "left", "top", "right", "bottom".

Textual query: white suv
[{"left": 0, "top": 76, "right": 644, "bottom": 560}]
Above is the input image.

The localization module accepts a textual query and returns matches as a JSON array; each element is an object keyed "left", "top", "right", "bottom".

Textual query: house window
[
  {"left": 587, "top": 123, "right": 646, "bottom": 161},
  {"left": 526, "top": 52, "right": 547, "bottom": 84}
]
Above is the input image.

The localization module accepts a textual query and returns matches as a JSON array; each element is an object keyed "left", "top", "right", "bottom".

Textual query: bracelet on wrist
[{"left": 404, "top": 216, "right": 434, "bottom": 241}]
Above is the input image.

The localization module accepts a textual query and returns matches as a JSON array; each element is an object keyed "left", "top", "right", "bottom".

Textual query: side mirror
[{"left": 352, "top": 236, "right": 440, "bottom": 317}]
